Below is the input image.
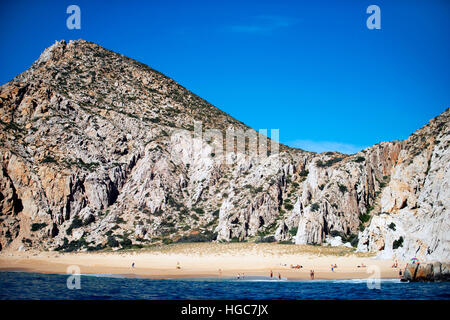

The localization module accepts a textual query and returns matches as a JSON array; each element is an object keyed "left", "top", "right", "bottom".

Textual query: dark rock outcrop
[{"left": 401, "top": 262, "right": 450, "bottom": 282}]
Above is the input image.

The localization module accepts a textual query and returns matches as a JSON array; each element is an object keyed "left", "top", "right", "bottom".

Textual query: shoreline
[
  {"left": 0, "top": 269, "right": 402, "bottom": 282},
  {"left": 0, "top": 243, "right": 406, "bottom": 281}
]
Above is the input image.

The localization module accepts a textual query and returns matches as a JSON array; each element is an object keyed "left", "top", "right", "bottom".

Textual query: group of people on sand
[
  {"left": 357, "top": 263, "right": 366, "bottom": 268},
  {"left": 129, "top": 260, "right": 404, "bottom": 280},
  {"left": 270, "top": 270, "right": 282, "bottom": 280},
  {"left": 391, "top": 260, "right": 404, "bottom": 278}
]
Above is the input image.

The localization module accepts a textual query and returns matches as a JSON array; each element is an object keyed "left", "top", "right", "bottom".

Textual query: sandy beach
[{"left": 0, "top": 243, "right": 405, "bottom": 280}]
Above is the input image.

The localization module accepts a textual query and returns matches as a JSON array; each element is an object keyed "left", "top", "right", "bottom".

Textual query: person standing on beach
[
  {"left": 132, "top": 262, "right": 135, "bottom": 268},
  {"left": 278, "top": 273, "right": 281, "bottom": 280},
  {"left": 310, "top": 270, "right": 314, "bottom": 280},
  {"left": 270, "top": 270, "right": 273, "bottom": 279}
]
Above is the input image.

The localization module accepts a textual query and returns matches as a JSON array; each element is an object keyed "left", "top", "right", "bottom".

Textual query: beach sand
[{"left": 0, "top": 243, "right": 405, "bottom": 280}]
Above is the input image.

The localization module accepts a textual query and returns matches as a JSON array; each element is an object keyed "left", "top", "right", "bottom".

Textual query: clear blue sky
[{"left": 1, "top": 0, "right": 449, "bottom": 153}]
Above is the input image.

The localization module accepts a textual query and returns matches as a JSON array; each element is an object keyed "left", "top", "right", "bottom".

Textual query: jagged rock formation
[
  {"left": 357, "top": 111, "right": 450, "bottom": 261},
  {"left": 0, "top": 40, "right": 448, "bottom": 261},
  {"left": 402, "top": 262, "right": 450, "bottom": 282}
]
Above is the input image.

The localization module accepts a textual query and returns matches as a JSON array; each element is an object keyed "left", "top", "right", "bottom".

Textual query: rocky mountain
[{"left": 0, "top": 40, "right": 448, "bottom": 261}]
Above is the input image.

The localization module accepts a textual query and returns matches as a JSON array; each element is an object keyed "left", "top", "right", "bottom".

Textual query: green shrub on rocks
[
  {"left": 120, "top": 237, "right": 132, "bottom": 247},
  {"left": 329, "top": 230, "right": 341, "bottom": 237},
  {"left": 66, "top": 217, "right": 83, "bottom": 235},
  {"left": 338, "top": 184, "right": 348, "bottom": 193},
  {"left": 115, "top": 217, "right": 126, "bottom": 224},
  {"left": 317, "top": 157, "right": 344, "bottom": 168},
  {"left": 31, "top": 223, "right": 47, "bottom": 232},
  {"left": 176, "top": 231, "right": 217, "bottom": 243},
  {"left": 284, "top": 203, "right": 294, "bottom": 210},
  {"left": 107, "top": 236, "right": 119, "bottom": 248},
  {"left": 193, "top": 208, "right": 204, "bottom": 215},
  {"left": 350, "top": 236, "right": 359, "bottom": 248},
  {"left": 55, "top": 237, "right": 88, "bottom": 252},
  {"left": 87, "top": 243, "right": 106, "bottom": 251},
  {"left": 41, "top": 156, "right": 57, "bottom": 164},
  {"left": 329, "top": 231, "right": 358, "bottom": 248},
  {"left": 393, "top": 236, "right": 404, "bottom": 249},
  {"left": 289, "top": 227, "right": 298, "bottom": 237},
  {"left": 256, "top": 236, "right": 276, "bottom": 243},
  {"left": 359, "top": 213, "right": 371, "bottom": 223},
  {"left": 311, "top": 203, "right": 320, "bottom": 212},
  {"left": 299, "top": 169, "right": 309, "bottom": 177}
]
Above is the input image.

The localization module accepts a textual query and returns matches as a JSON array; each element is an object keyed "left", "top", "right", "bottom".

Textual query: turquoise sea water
[{"left": 0, "top": 271, "right": 449, "bottom": 300}]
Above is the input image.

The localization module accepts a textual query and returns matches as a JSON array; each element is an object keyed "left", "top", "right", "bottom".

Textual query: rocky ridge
[{"left": 0, "top": 40, "right": 448, "bottom": 261}]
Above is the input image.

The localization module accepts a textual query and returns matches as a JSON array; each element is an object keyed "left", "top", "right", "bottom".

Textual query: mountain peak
[
  {"left": 10, "top": 39, "right": 258, "bottom": 140},
  {"left": 34, "top": 39, "right": 93, "bottom": 67}
]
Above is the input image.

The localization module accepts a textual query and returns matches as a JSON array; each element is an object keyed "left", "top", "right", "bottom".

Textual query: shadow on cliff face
[{"left": 13, "top": 196, "right": 23, "bottom": 215}]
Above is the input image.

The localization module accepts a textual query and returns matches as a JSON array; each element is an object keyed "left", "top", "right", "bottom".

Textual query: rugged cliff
[
  {"left": 357, "top": 110, "right": 450, "bottom": 261},
  {"left": 0, "top": 40, "right": 448, "bottom": 261}
]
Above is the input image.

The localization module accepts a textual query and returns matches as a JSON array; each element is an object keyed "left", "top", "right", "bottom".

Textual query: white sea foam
[
  {"left": 328, "top": 278, "right": 402, "bottom": 284},
  {"left": 80, "top": 273, "right": 128, "bottom": 279}
]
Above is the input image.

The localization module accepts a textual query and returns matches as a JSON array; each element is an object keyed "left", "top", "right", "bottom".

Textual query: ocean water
[{"left": 0, "top": 271, "right": 449, "bottom": 300}]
